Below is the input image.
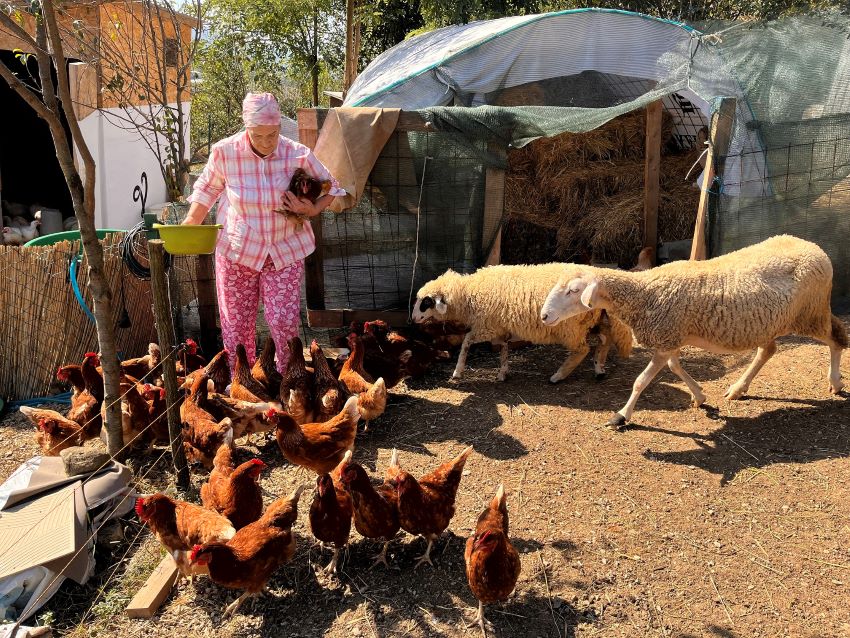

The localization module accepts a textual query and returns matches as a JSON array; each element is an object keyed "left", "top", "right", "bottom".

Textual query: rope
[{"left": 407, "top": 156, "right": 431, "bottom": 321}]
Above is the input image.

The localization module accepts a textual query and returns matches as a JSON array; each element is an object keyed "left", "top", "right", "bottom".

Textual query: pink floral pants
[{"left": 215, "top": 252, "right": 303, "bottom": 373}]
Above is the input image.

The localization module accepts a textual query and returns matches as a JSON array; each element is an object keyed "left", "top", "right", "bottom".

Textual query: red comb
[
  {"left": 189, "top": 544, "right": 203, "bottom": 562},
  {"left": 84, "top": 352, "right": 98, "bottom": 358},
  {"left": 134, "top": 497, "right": 145, "bottom": 517},
  {"left": 186, "top": 339, "right": 197, "bottom": 346},
  {"left": 265, "top": 408, "right": 277, "bottom": 419},
  {"left": 250, "top": 459, "right": 266, "bottom": 468}
]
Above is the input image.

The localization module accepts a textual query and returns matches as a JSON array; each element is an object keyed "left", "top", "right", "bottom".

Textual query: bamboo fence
[{"left": 0, "top": 234, "right": 158, "bottom": 401}]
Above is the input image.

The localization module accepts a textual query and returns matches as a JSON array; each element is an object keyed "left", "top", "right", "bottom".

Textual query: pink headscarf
[{"left": 242, "top": 92, "right": 281, "bottom": 127}]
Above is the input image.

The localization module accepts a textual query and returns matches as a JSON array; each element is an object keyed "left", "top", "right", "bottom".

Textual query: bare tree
[
  {"left": 0, "top": 0, "right": 123, "bottom": 454},
  {"left": 59, "top": 0, "right": 204, "bottom": 201}
]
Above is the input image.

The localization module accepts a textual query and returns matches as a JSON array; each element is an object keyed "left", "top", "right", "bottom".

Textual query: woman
[{"left": 184, "top": 92, "right": 345, "bottom": 372}]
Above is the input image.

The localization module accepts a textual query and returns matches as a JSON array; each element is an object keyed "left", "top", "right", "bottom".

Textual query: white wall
[{"left": 76, "top": 102, "right": 192, "bottom": 229}]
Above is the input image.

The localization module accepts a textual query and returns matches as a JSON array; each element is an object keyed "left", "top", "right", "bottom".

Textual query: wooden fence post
[
  {"left": 643, "top": 100, "right": 662, "bottom": 264},
  {"left": 691, "top": 98, "right": 737, "bottom": 260},
  {"left": 298, "top": 108, "right": 325, "bottom": 316},
  {"left": 148, "top": 240, "right": 189, "bottom": 490}
]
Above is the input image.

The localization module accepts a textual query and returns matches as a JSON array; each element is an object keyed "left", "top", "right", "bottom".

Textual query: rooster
[
  {"left": 279, "top": 337, "right": 314, "bottom": 425},
  {"left": 464, "top": 484, "right": 521, "bottom": 636},
  {"left": 231, "top": 344, "right": 272, "bottom": 403},
  {"left": 338, "top": 333, "right": 387, "bottom": 428},
  {"left": 251, "top": 337, "right": 283, "bottom": 397},
  {"left": 394, "top": 446, "right": 474, "bottom": 568},
  {"left": 201, "top": 445, "right": 266, "bottom": 530},
  {"left": 189, "top": 485, "right": 306, "bottom": 618},
  {"left": 310, "top": 340, "right": 348, "bottom": 422},
  {"left": 136, "top": 493, "right": 236, "bottom": 580},
  {"left": 20, "top": 406, "right": 85, "bottom": 455},
  {"left": 339, "top": 448, "right": 401, "bottom": 568},
  {"left": 269, "top": 395, "right": 359, "bottom": 474},
  {"left": 308, "top": 451, "right": 353, "bottom": 574}
]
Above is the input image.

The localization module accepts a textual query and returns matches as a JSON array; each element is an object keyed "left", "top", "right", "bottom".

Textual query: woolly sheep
[
  {"left": 540, "top": 235, "right": 848, "bottom": 427},
  {"left": 412, "top": 264, "right": 633, "bottom": 383}
]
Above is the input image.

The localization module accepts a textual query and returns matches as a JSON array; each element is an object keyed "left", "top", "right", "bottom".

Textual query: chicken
[
  {"left": 251, "top": 337, "right": 283, "bottom": 397},
  {"left": 178, "top": 338, "right": 207, "bottom": 374},
  {"left": 310, "top": 340, "right": 348, "bottom": 422},
  {"left": 101, "top": 377, "right": 156, "bottom": 449},
  {"left": 119, "top": 343, "right": 162, "bottom": 381},
  {"left": 464, "top": 484, "right": 521, "bottom": 636},
  {"left": 631, "top": 246, "right": 655, "bottom": 271},
  {"left": 19, "top": 406, "right": 85, "bottom": 455},
  {"left": 181, "top": 374, "right": 234, "bottom": 468},
  {"left": 182, "top": 348, "right": 231, "bottom": 395},
  {"left": 394, "top": 445, "right": 474, "bottom": 568},
  {"left": 414, "top": 320, "right": 470, "bottom": 352},
  {"left": 365, "top": 320, "right": 446, "bottom": 380},
  {"left": 231, "top": 344, "right": 272, "bottom": 403},
  {"left": 140, "top": 383, "right": 169, "bottom": 442},
  {"left": 308, "top": 451, "right": 353, "bottom": 574},
  {"left": 201, "top": 445, "right": 266, "bottom": 529},
  {"left": 279, "top": 337, "right": 314, "bottom": 425},
  {"left": 274, "top": 168, "right": 331, "bottom": 227},
  {"left": 67, "top": 352, "right": 103, "bottom": 439},
  {"left": 56, "top": 365, "right": 85, "bottom": 398},
  {"left": 17, "top": 219, "right": 40, "bottom": 242},
  {"left": 339, "top": 448, "right": 401, "bottom": 568},
  {"left": 2, "top": 225, "right": 23, "bottom": 245},
  {"left": 205, "top": 394, "right": 278, "bottom": 443},
  {"left": 136, "top": 493, "right": 236, "bottom": 579},
  {"left": 269, "top": 395, "right": 359, "bottom": 474},
  {"left": 189, "top": 485, "right": 306, "bottom": 618},
  {"left": 339, "top": 334, "right": 387, "bottom": 427}
]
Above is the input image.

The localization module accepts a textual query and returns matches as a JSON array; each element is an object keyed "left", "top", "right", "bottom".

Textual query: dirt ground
[{"left": 2, "top": 320, "right": 849, "bottom": 638}]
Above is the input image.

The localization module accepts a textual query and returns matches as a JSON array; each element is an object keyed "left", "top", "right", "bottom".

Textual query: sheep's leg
[
  {"left": 452, "top": 331, "right": 474, "bottom": 380},
  {"left": 725, "top": 340, "right": 776, "bottom": 400},
  {"left": 593, "top": 332, "right": 611, "bottom": 380},
  {"left": 667, "top": 353, "right": 706, "bottom": 407},
  {"left": 550, "top": 343, "right": 590, "bottom": 384},
  {"left": 610, "top": 351, "right": 668, "bottom": 427},
  {"left": 828, "top": 342, "right": 844, "bottom": 394},
  {"left": 496, "top": 342, "right": 509, "bottom": 382}
]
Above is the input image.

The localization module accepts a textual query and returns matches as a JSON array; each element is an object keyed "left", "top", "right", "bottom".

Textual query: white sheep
[
  {"left": 540, "top": 235, "right": 848, "bottom": 427},
  {"left": 412, "top": 264, "right": 633, "bottom": 383}
]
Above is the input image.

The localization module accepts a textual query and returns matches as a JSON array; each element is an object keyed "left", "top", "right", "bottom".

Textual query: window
[{"left": 164, "top": 38, "right": 179, "bottom": 67}]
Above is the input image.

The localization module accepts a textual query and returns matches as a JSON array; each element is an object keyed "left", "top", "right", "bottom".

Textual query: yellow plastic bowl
[{"left": 153, "top": 224, "right": 222, "bottom": 255}]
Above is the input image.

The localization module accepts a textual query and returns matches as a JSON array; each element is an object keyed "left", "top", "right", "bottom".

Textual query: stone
[{"left": 60, "top": 444, "right": 110, "bottom": 476}]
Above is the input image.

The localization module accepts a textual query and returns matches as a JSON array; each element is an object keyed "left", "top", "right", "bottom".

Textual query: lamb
[
  {"left": 539, "top": 235, "right": 848, "bottom": 427},
  {"left": 412, "top": 264, "right": 633, "bottom": 383}
]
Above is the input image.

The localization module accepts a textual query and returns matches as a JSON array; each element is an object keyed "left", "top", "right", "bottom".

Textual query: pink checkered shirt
[{"left": 189, "top": 130, "right": 346, "bottom": 271}]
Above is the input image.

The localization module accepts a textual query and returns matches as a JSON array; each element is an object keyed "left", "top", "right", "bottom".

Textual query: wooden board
[
  {"left": 307, "top": 308, "right": 410, "bottom": 329},
  {"left": 126, "top": 554, "right": 179, "bottom": 619},
  {"left": 691, "top": 98, "right": 737, "bottom": 260},
  {"left": 643, "top": 100, "right": 662, "bottom": 262}
]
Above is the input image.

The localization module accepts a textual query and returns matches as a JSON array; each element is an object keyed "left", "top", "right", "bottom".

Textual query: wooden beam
[
  {"left": 125, "top": 554, "right": 179, "bottom": 619},
  {"left": 298, "top": 109, "right": 326, "bottom": 312},
  {"left": 643, "top": 100, "right": 662, "bottom": 264},
  {"left": 195, "top": 253, "right": 218, "bottom": 356},
  {"left": 307, "top": 308, "right": 410, "bottom": 329},
  {"left": 691, "top": 98, "right": 737, "bottom": 260},
  {"left": 310, "top": 108, "right": 431, "bottom": 133},
  {"left": 343, "top": 0, "right": 355, "bottom": 96},
  {"left": 483, "top": 143, "right": 506, "bottom": 266}
]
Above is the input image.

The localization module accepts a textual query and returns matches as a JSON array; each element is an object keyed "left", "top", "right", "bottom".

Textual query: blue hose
[
  {"left": 70, "top": 256, "right": 97, "bottom": 324},
  {"left": 9, "top": 392, "right": 73, "bottom": 408}
]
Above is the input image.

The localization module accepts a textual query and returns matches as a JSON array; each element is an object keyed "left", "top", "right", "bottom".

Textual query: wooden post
[
  {"left": 643, "top": 100, "right": 662, "bottom": 264},
  {"left": 195, "top": 253, "right": 219, "bottom": 356},
  {"left": 343, "top": 0, "right": 355, "bottom": 96},
  {"left": 148, "top": 239, "right": 189, "bottom": 490},
  {"left": 483, "top": 142, "right": 506, "bottom": 266},
  {"left": 691, "top": 98, "right": 737, "bottom": 260},
  {"left": 298, "top": 108, "right": 325, "bottom": 314}
]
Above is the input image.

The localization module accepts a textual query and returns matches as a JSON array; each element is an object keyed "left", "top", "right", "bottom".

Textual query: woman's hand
[{"left": 279, "top": 191, "right": 319, "bottom": 218}]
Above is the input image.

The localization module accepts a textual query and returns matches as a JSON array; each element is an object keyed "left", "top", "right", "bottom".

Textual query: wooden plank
[
  {"left": 643, "top": 100, "right": 662, "bottom": 264},
  {"left": 298, "top": 110, "right": 326, "bottom": 312},
  {"left": 483, "top": 142, "right": 506, "bottom": 266},
  {"left": 125, "top": 554, "right": 179, "bottom": 619},
  {"left": 310, "top": 108, "right": 431, "bottom": 132},
  {"left": 307, "top": 308, "right": 410, "bottom": 329},
  {"left": 195, "top": 253, "right": 218, "bottom": 356},
  {"left": 691, "top": 98, "right": 737, "bottom": 261}
]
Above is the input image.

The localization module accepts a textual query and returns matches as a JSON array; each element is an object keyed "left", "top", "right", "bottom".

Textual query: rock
[{"left": 60, "top": 444, "right": 110, "bottom": 476}]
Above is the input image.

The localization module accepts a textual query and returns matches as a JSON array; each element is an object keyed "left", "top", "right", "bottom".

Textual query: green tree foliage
[{"left": 191, "top": 0, "right": 344, "bottom": 155}]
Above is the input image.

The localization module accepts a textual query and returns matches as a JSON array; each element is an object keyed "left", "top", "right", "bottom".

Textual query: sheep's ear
[
  {"left": 580, "top": 281, "right": 598, "bottom": 309},
  {"left": 435, "top": 296, "right": 448, "bottom": 315}
]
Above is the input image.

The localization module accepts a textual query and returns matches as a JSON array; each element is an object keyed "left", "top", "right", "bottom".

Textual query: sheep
[
  {"left": 411, "top": 264, "right": 633, "bottom": 384},
  {"left": 539, "top": 235, "right": 848, "bottom": 428}
]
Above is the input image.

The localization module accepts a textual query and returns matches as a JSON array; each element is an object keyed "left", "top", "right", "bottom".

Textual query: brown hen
[
  {"left": 279, "top": 337, "right": 314, "bottom": 425},
  {"left": 308, "top": 451, "right": 353, "bottom": 574},
  {"left": 251, "top": 336, "right": 283, "bottom": 397},
  {"left": 231, "top": 344, "right": 272, "bottom": 403},
  {"left": 20, "top": 406, "right": 85, "bottom": 455},
  {"left": 310, "top": 340, "right": 348, "bottom": 421},
  {"left": 181, "top": 374, "right": 234, "bottom": 468},
  {"left": 201, "top": 445, "right": 266, "bottom": 529}
]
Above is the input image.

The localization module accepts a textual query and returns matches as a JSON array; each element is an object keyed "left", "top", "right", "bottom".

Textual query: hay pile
[{"left": 502, "top": 109, "right": 701, "bottom": 266}]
